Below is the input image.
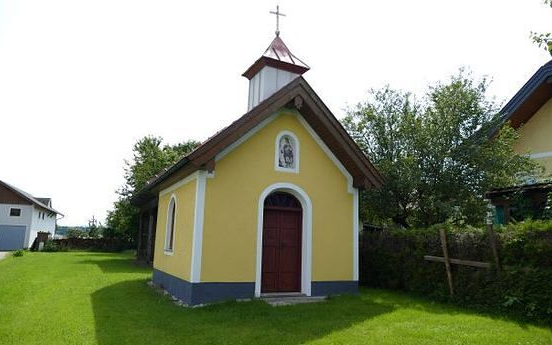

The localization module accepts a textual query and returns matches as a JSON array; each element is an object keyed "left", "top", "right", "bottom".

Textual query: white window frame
[
  {"left": 164, "top": 195, "right": 177, "bottom": 255},
  {"left": 274, "top": 130, "right": 300, "bottom": 173},
  {"left": 9, "top": 207, "right": 21, "bottom": 217}
]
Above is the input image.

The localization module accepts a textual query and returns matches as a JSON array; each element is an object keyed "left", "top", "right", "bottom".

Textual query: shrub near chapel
[
  {"left": 360, "top": 221, "right": 552, "bottom": 321},
  {"left": 343, "top": 72, "right": 537, "bottom": 228}
]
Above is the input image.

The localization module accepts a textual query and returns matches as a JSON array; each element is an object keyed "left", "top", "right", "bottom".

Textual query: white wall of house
[
  {"left": 28, "top": 206, "right": 57, "bottom": 248},
  {"left": 0, "top": 203, "right": 33, "bottom": 248},
  {"left": 0, "top": 203, "right": 57, "bottom": 248}
]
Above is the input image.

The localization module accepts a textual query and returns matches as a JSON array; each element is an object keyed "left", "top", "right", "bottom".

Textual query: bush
[
  {"left": 42, "top": 241, "right": 61, "bottom": 252},
  {"left": 53, "top": 238, "right": 134, "bottom": 252},
  {"left": 12, "top": 249, "right": 24, "bottom": 257},
  {"left": 66, "top": 228, "right": 88, "bottom": 239},
  {"left": 360, "top": 220, "right": 552, "bottom": 321}
]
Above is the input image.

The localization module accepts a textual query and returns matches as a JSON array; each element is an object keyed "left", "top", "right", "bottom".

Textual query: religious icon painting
[{"left": 278, "top": 135, "right": 295, "bottom": 169}]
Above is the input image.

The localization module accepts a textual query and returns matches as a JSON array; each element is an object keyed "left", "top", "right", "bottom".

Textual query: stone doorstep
[
  {"left": 261, "top": 292, "right": 305, "bottom": 298},
  {"left": 260, "top": 293, "right": 327, "bottom": 306}
]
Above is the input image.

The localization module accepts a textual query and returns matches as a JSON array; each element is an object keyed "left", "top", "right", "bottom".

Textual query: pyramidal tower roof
[{"left": 242, "top": 35, "right": 310, "bottom": 80}]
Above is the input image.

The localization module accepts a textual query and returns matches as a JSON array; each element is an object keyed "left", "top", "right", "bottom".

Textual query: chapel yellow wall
[
  {"left": 513, "top": 98, "right": 552, "bottom": 173},
  {"left": 153, "top": 178, "right": 196, "bottom": 281},
  {"left": 201, "top": 111, "right": 354, "bottom": 283}
]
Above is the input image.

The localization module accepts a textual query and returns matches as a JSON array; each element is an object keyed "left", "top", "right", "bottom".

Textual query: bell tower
[{"left": 242, "top": 7, "right": 309, "bottom": 110}]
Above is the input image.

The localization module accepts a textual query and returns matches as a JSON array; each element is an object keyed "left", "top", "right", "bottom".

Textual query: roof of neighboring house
[
  {"left": 491, "top": 59, "right": 552, "bottom": 136},
  {"left": 0, "top": 180, "right": 63, "bottom": 215},
  {"left": 485, "top": 181, "right": 552, "bottom": 198},
  {"left": 132, "top": 76, "right": 384, "bottom": 206}
]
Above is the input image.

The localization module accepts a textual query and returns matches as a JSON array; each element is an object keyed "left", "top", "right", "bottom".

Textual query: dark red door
[{"left": 261, "top": 206, "right": 302, "bottom": 293}]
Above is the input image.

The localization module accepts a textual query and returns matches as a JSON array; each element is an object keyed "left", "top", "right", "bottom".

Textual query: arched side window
[
  {"left": 165, "top": 195, "right": 177, "bottom": 252},
  {"left": 275, "top": 131, "right": 299, "bottom": 173}
]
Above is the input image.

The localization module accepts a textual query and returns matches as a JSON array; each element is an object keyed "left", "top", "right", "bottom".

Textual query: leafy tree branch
[
  {"left": 105, "top": 136, "right": 200, "bottom": 241},
  {"left": 343, "top": 70, "right": 539, "bottom": 228},
  {"left": 531, "top": 0, "right": 552, "bottom": 55}
]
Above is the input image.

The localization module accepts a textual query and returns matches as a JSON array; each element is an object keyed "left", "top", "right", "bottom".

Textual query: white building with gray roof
[{"left": 0, "top": 180, "right": 63, "bottom": 250}]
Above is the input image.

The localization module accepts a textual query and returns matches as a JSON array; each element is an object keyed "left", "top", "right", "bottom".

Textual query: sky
[{"left": 0, "top": 0, "right": 551, "bottom": 226}]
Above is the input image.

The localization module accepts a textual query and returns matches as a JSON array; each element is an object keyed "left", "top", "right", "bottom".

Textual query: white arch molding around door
[{"left": 255, "top": 182, "right": 313, "bottom": 297}]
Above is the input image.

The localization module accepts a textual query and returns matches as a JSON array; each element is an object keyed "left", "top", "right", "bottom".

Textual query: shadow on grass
[
  {"left": 73, "top": 251, "right": 136, "bottom": 257},
  {"left": 77, "top": 257, "right": 151, "bottom": 274},
  {"left": 362, "top": 288, "right": 550, "bottom": 330},
  {"left": 91, "top": 280, "right": 394, "bottom": 345}
]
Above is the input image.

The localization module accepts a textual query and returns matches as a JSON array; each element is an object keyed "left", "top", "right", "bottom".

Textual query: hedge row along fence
[
  {"left": 52, "top": 238, "right": 134, "bottom": 252},
  {"left": 360, "top": 220, "right": 552, "bottom": 321}
]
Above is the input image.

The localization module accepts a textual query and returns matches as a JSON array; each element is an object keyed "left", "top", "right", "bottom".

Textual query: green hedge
[
  {"left": 360, "top": 221, "right": 552, "bottom": 321},
  {"left": 52, "top": 238, "right": 134, "bottom": 252}
]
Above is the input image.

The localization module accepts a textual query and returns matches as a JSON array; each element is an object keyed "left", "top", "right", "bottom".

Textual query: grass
[{"left": 0, "top": 252, "right": 551, "bottom": 345}]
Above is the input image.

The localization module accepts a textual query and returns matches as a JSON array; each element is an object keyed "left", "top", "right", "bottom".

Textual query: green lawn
[{"left": 0, "top": 252, "right": 550, "bottom": 345}]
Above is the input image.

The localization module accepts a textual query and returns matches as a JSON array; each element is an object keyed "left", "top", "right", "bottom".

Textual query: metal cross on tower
[{"left": 270, "top": 5, "right": 286, "bottom": 37}]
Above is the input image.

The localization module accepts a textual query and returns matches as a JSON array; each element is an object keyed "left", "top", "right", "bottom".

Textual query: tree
[
  {"left": 106, "top": 136, "right": 200, "bottom": 242},
  {"left": 66, "top": 227, "right": 87, "bottom": 239},
  {"left": 531, "top": 0, "right": 552, "bottom": 56},
  {"left": 87, "top": 216, "right": 101, "bottom": 238},
  {"left": 343, "top": 71, "right": 539, "bottom": 228}
]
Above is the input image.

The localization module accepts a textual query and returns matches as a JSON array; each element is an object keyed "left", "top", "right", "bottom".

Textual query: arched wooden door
[{"left": 261, "top": 192, "right": 302, "bottom": 293}]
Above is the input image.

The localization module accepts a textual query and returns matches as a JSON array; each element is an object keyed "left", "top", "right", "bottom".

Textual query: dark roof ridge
[
  {"left": 491, "top": 59, "right": 552, "bottom": 136},
  {"left": 0, "top": 180, "right": 62, "bottom": 215}
]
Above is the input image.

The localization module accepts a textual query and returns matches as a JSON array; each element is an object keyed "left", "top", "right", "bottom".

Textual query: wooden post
[
  {"left": 146, "top": 211, "right": 154, "bottom": 264},
  {"left": 486, "top": 201, "right": 502, "bottom": 272},
  {"left": 136, "top": 211, "right": 144, "bottom": 261},
  {"left": 439, "top": 228, "right": 454, "bottom": 296},
  {"left": 487, "top": 223, "right": 501, "bottom": 272}
]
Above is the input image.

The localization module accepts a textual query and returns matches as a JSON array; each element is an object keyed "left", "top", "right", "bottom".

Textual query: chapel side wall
[
  {"left": 513, "top": 98, "right": 552, "bottom": 173},
  {"left": 153, "top": 178, "right": 196, "bottom": 281},
  {"left": 201, "top": 112, "right": 354, "bottom": 283}
]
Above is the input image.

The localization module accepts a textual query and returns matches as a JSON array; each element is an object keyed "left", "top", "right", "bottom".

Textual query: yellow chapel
[{"left": 132, "top": 33, "right": 383, "bottom": 306}]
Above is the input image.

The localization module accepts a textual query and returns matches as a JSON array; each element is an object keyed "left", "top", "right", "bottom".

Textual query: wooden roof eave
[
  {"left": 134, "top": 77, "right": 383, "bottom": 205},
  {"left": 295, "top": 89, "right": 378, "bottom": 188},
  {"left": 186, "top": 88, "right": 298, "bottom": 168},
  {"left": 490, "top": 60, "right": 552, "bottom": 137},
  {"left": 294, "top": 84, "right": 384, "bottom": 188},
  {"left": 132, "top": 80, "right": 302, "bottom": 203}
]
